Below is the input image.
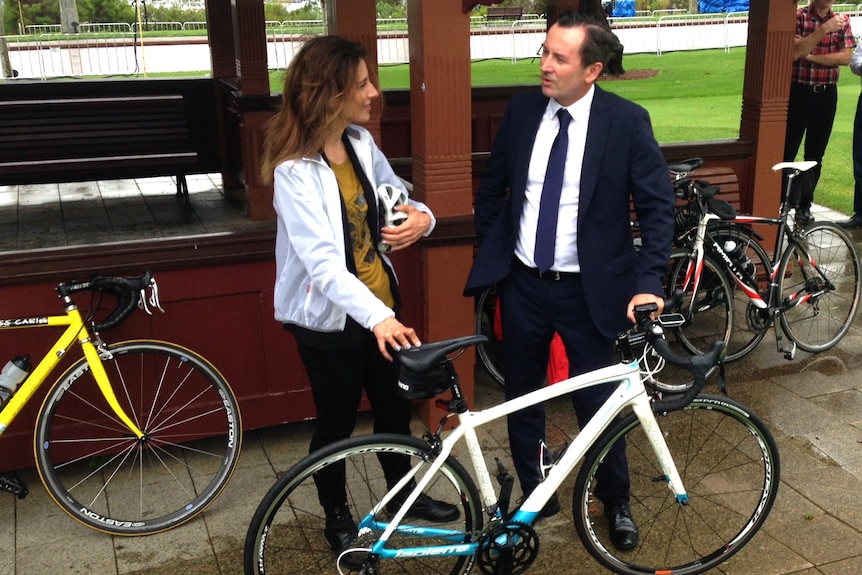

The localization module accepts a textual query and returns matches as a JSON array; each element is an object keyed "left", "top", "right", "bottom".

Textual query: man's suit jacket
[{"left": 463, "top": 85, "right": 675, "bottom": 339}]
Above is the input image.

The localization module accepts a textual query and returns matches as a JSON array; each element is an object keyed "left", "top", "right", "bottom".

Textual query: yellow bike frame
[{"left": 0, "top": 305, "right": 144, "bottom": 439}]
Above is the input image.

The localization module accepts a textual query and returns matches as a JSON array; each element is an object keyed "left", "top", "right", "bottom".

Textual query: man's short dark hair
[{"left": 556, "top": 10, "right": 625, "bottom": 76}]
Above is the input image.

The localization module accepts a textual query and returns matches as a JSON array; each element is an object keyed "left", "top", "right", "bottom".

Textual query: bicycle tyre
[
  {"left": 244, "top": 433, "right": 482, "bottom": 575},
  {"left": 475, "top": 285, "right": 505, "bottom": 387},
  {"left": 34, "top": 339, "right": 242, "bottom": 536},
  {"left": 573, "top": 395, "right": 780, "bottom": 575},
  {"left": 778, "top": 222, "right": 862, "bottom": 353},
  {"left": 650, "top": 250, "right": 734, "bottom": 393},
  {"left": 665, "top": 249, "right": 733, "bottom": 356}
]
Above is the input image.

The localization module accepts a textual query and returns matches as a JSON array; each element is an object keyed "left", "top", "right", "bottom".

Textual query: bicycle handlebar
[
  {"left": 56, "top": 270, "right": 154, "bottom": 332},
  {"left": 631, "top": 295, "right": 726, "bottom": 413}
]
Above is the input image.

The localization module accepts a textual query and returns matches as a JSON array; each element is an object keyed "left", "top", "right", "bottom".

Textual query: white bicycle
[{"left": 245, "top": 298, "right": 779, "bottom": 575}]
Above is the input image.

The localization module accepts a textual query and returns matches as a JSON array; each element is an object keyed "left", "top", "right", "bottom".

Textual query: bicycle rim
[
  {"left": 573, "top": 395, "right": 780, "bottom": 575},
  {"left": 34, "top": 339, "right": 242, "bottom": 535},
  {"left": 779, "top": 223, "right": 862, "bottom": 353},
  {"left": 475, "top": 285, "right": 505, "bottom": 387},
  {"left": 244, "top": 434, "right": 482, "bottom": 575},
  {"left": 653, "top": 251, "right": 731, "bottom": 391}
]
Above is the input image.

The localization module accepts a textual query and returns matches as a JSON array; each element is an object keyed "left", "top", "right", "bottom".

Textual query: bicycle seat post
[{"left": 780, "top": 168, "right": 799, "bottom": 219}]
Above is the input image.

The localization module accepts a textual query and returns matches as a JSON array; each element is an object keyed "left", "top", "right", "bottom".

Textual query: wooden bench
[
  {"left": 486, "top": 6, "right": 524, "bottom": 20},
  {"left": 0, "top": 79, "right": 221, "bottom": 206}
]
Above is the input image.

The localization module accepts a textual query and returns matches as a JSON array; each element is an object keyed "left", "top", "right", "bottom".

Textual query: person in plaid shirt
[{"left": 783, "top": 0, "right": 854, "bottom": 225}]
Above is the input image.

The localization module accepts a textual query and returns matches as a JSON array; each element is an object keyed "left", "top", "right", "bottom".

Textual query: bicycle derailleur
[{"left": 476, "top": 520, "right": 539, "bottom": 575}]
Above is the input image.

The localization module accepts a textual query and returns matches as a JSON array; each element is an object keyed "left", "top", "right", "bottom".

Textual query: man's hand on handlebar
[{"left": 627, "top": 293, "right": 665, "bottom": 324}]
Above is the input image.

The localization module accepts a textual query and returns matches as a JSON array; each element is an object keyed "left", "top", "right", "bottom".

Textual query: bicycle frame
[
  {"left": 0, "top": 305, "right": 144, "bottom": 439},
  {"left": 684, "top": 210, "right": 832, "bottom": 320},
  {"left": 362, "top": 359, "right": 687, "bottom": 561}
]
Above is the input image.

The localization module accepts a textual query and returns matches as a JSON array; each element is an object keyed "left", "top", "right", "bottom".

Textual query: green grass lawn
[{"left": 376, "top": 48, "right": 860, "bottom": 216}]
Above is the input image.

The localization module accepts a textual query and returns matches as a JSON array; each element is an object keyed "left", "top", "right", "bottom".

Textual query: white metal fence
[
  {"left": 4, "top": 10, "right": 862, "bottom": 80},
  {"left": 5, "top": 34, "right": 140, "bottom": 78}
]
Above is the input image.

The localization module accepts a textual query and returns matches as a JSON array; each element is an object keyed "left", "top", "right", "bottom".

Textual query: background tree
[
  {"left": 59, "top": 0, "right": 78, "bottom": 32},
  {"left": 0, "top": 0, "right": 12, "bottom": 76}
]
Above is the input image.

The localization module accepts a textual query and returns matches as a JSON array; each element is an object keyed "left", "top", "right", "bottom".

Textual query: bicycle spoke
[
  {"left": 36, "top": 340, "right": 241, "bottom": 535},
  {"left": 574, "top": 396, "right": 779, "bottom": 575},
  {"left": 245, "top": 435, "right": 481, "bottom": 575},
  {"left": 779, "top": 224, "right": 861, "bottom": 353}
]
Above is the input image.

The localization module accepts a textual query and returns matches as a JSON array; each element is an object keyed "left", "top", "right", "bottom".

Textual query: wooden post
[
  {"left": 406, "top": 0, "right": 477, "bottom": 422},
  {"left": 204, "top": 0, "right": 243, "bottom": 197},
  {"left": 233, "top": 0, "right": 275, "bottom": 220},
  {"left": 544, "top": 0, "right": 581, "bottom": 25},
  {"left": 327, "top": 0, "right": 382, "bottom": 142},
  {"left": 739, "top": 0, "right": 795, "bottom": 241}
]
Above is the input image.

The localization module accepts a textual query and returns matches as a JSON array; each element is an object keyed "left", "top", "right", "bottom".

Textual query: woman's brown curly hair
[{"left": 260, "top": 35, "right": 378, "bottom": 183}]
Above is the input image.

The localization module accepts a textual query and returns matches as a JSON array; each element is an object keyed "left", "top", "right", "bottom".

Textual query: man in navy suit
[{"left": 464, "top": 12, "right": 674, "bottom": 550}]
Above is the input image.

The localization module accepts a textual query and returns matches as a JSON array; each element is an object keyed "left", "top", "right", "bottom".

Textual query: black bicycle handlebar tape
[
  {"left": 56, "top": 271, "right": 153, "bottom": 332},
  {"left": 648, "top": 337, "right": 725, "bottom": 414},
  {"left": 634, "top": 292, "right": 725, "bottom": 413}
]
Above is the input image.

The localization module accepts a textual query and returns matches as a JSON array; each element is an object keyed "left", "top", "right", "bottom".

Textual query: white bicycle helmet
[{"left": 378, "top": 183, "right": 409, "bottom": 228}]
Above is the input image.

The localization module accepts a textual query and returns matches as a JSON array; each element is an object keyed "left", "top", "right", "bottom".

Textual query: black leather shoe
[
  {"left": 324, "top": 504, "right": 365, "bottom": 570},
  {"left": 605, "top": 501, "right": 639, "bottom": 550},
  {"left": 796, "top": 207, "right": 814, "bottom": 225},
  {"left": 324, "top": 504, "right": 358, "bottom": 552},
  {"left": 839, "top": 214, "right": 862, "bottom": 229},
  {"left": 386, "top": 490, "right": 460, "bottom": 522}
]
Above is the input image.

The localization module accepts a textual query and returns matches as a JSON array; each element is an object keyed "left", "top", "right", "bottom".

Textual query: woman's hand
[
  {"left": 372, "top": 317, "right": 422, "bottom": 361},
  {"left": 381, "top": 205, "right": 432, "bottom": 251}
]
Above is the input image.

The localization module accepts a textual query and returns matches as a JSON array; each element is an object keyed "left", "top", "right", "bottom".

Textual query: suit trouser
[
  {"left": 852, "top": 92, "right": 862, "bottom": 214},
  {"left": 297, "top": 335, "right": 413, "bottom": 511},
  {"left": 783, "top": 82, "right": 838, "bottom": 207},
  {"left": 498, "top": 263, "right": 630, "bottom": 504}
]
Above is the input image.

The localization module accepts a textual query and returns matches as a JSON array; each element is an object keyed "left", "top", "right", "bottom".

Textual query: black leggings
[{"left": 296, "top": 333, "right": 413, "bottom": 511}]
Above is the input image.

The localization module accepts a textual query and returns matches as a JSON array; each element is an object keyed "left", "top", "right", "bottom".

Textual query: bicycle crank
[
  {"left": 476, "top": 520, "right": 538, "bottom": 575},
  {"left": 746, "top": 302, "right": 770, "bottom": 332}
]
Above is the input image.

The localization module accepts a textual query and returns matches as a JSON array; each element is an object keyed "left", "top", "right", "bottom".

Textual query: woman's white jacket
[{"left": 273, "top": 125, "right": 436, "bottom": 333}]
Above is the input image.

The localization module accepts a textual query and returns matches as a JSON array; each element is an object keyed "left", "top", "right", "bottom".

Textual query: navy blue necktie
[{"left": 534, "top": 108, "right": 571, "bottom": 273}]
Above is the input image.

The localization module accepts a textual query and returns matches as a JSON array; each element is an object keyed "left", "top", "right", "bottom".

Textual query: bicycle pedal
[
  {"left": 0, "top": 475, "right": 28, "bottom": 499},
  {"left": 782, "top": 343, "right": 796, "bottom": 361}
]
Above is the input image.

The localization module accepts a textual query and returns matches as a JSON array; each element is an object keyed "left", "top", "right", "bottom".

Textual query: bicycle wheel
[
  {"left": 712, "top": 223, "right": 773, "bottom": 361},
  {"left": 475, "top": 285, "right": 505, "bottom": 387},
  {"left": 573, "top": 395, "right": 780, "bottom": 575},
  {"left": 244, "top": 434, "right": 482, "bottom": 575},
  {"left": 665, "top": 249, "right": 733, "bottom": 355},
  {"left": 651, "top": 250, "right": 732, "bottom": 392},
  {"left": 778, "top": 222, "right": 861, "bottom": 353},
  {"left": 35, "top": 339, "right": 242, "bottom": 536}
]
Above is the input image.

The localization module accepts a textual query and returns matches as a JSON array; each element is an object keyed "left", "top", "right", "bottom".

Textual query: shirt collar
[{"left": 548, "top": 84, "right": 595, "bottom": 123}]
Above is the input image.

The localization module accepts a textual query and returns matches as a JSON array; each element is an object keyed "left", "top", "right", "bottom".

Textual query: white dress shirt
[{"left": 516, "top": 86, "right": 594, "bottom": 272}]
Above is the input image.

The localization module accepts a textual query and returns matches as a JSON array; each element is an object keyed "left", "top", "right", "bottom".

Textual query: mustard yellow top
[{"left": 330, "top": 159, "right": 395, "bottom": 310}]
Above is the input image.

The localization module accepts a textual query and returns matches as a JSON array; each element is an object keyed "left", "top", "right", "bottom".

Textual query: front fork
[
  {"left": 80, "top": 337, "right": 146, "bottom": 440},
  {"left": 631, "top": 399, "right": 689, "bottom": 506}
]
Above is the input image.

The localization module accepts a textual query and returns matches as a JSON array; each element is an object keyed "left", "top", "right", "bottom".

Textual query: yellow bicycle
[{"left": 0, "top": 271, "right": 241, "bottom": 535}]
